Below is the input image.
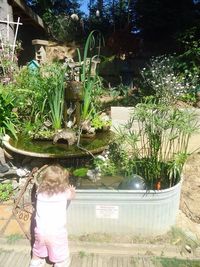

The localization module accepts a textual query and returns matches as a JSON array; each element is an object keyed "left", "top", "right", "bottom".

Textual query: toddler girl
[{"left": 29, "top": 164, "right": 75, "bottom": 267}]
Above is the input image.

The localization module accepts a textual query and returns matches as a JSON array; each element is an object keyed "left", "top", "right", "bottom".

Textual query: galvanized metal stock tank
[{"left": 67, "top": 181, "right": 181, "bottom": 236}]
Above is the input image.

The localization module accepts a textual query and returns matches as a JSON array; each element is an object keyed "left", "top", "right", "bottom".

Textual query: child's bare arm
[{"left": 67, "top": 184, "right": 76, "bottom": 199}]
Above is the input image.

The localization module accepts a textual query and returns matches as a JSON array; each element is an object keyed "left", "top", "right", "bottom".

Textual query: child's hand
[{"left": 68, "top": 184, "right": 76, "bottom": 199}]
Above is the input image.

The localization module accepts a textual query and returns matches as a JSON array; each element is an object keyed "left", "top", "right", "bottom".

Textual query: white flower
[
  {"left": 96, "top": 155, "right": 106, "bottom": 161},
  {"left": 71, "top": 13, "right": 79, "bottom": 21}
]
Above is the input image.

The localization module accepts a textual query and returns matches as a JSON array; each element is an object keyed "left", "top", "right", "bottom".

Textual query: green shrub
[{"left": 139, "top": 55, "right": 199, "bottom": 106}]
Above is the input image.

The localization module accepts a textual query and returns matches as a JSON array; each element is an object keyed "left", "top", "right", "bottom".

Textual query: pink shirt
[{"left": 35, "top": 191, "right": 71, "bottom": 235}]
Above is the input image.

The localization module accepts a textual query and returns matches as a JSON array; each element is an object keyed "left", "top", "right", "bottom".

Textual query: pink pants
[{"left": 32, "top": 230, "right": 69, "bottom": 263}]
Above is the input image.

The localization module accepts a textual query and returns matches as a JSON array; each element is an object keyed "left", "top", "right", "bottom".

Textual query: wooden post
[{"left": 11, "top": 17, "right": 21, "bottom": 61}]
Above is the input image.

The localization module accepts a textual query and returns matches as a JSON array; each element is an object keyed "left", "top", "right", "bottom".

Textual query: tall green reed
[
  {"left": 76, "top": 30, "right": 103, "bottom": 120},
  {"left": 46, "top": 63, "right": 65, "bottom": 130},
  {"left": 0, "top": 86, "right": 18, "bottom": 140}
]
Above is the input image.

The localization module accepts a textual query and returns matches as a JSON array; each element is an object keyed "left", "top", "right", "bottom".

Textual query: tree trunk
[{"left": 0, "top": 0, "right": 14, "bottom": 43}]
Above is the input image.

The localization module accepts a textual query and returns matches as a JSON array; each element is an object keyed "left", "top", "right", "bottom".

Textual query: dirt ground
[
  {"left": 177, "top": 153, "right": 200, "bottom": 239},
  {"left": 180, "top": 153, "right": 200, "bottom": 224}
]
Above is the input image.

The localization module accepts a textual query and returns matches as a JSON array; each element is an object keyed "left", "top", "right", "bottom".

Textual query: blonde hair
[{"left": 38, "top": 164, "right": 69, "bottom": 196}]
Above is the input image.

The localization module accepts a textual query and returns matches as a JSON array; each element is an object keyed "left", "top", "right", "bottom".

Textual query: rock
[
  {"left": 46, "top": 43, "right": 77, "bottom": 63},
  {"left": 81, "top": 120, "right": 95, "bottom": 134},
  {"left": 0, "top": 147, "right": 12, "bottom": 163},
  {"left": 0, "top": 163, "right": 9, "bottom": 173},
  {"left": 185, "top": 244, "right": 192, "bottom": 253},
  {"left": 195, "top": 101, "right": 200, "bottom": 108},
  {"left": 16, "top": 168, "right": 30, "bottom": 177},
  {"left": 2, "top": 179, "right": 14, "bottom": 184},
  {"left": 12, "top": 180, "right": 19, "bottom": 190},
  {"left": 0, "top": 147, "right": 6, "bottom": 165},
  {"left": 0, "top": 147, "right": 14, "bottom": 174},
  {"left": 53, "top": 128, "right": 77, "bottom": 146},
  {"left": 0, "top": 168, "right": 18, "bottom": 179}
]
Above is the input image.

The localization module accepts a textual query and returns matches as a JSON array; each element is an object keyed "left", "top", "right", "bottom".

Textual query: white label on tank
[{"left": 95, "top": 205, "right": 119, "bottom": 219}]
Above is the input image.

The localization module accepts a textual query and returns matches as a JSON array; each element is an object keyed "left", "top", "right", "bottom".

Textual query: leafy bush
[
  {"left": 91, "top": 113, "right": 111, "bottom": 130},
  {"left": 0, "top": 41, "right": 21, "bottom": 84},
  {"left": 139, "top": 55, "right": 199, "bottom": 106},
  {"left": 0, "top": 183, "right": 13, "bottom": 202},
  {"left": 43, "top": 10, "right": 84, "bottom": 43},
  {"left": 13, "top": 66, "right": 49, "bottom": 123},
  {"left": 73, "top": 168, "right": 88, "bottom": 177},
  {"left": 12, "top": 63, "right": 66, "bottom": 133},
  {"left": 177, "top": 25, "right": 200, "bottom": 76},
  {"left": 0, "top": 85, "right": 18, "bottom": 139},
  {"left": 93, "top": 153, "right": 117, "bottom": 176}
]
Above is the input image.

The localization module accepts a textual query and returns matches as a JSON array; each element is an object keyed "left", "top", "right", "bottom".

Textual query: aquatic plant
[
  {"left": 46, "top": 63, "right": 66, "bottom": 130},
  {"left": 76, "top": 30, "right": 103, "bottom": 121},
  {"left": 106, "top": 96, "right": 199, "bottom": 189}
]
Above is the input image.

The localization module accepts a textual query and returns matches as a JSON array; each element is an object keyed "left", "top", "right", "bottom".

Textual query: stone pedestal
[{"left": 32, "top": 39, "right": 49, "bottom": 63}]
